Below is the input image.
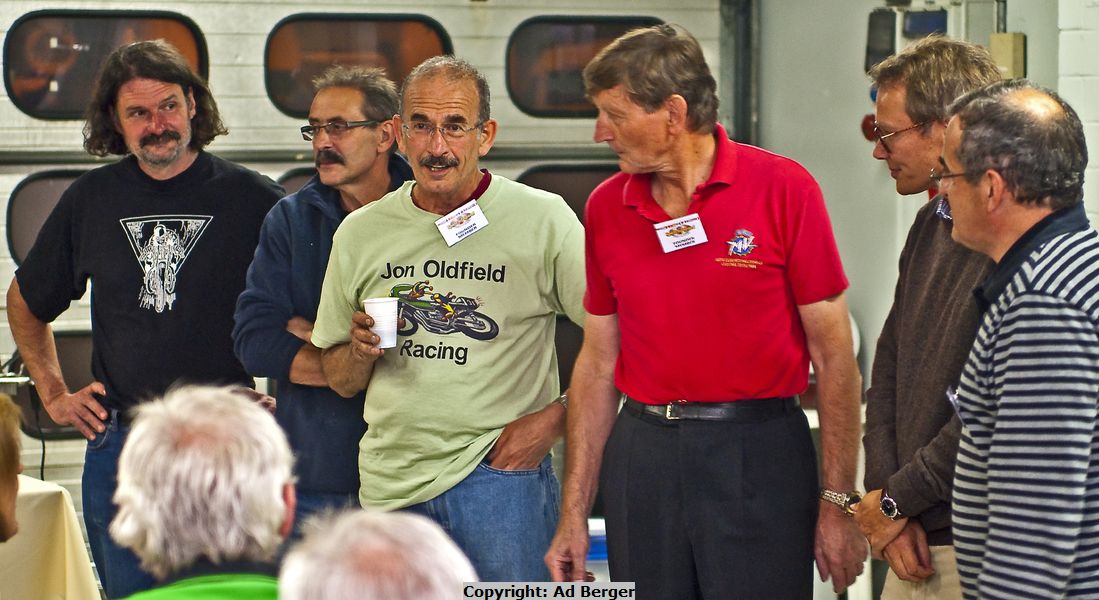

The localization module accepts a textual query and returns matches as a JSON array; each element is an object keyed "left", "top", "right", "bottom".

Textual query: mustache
[
  {"left": 420, "top": 155, "right": 459, "bottom": 169},
  {"left": 139, "top": 130, "right": 181, "bottom": 147},
  {"left": 315, "top": 149, "right": 345, "bottom": 166}
]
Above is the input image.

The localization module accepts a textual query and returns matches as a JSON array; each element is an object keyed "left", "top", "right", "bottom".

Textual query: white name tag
[
  {"left": 654, "top": 213, "right": 707, "bottom": 253},
  {"left": 435, "top": 199, "right": 488, "bottom": 247}
]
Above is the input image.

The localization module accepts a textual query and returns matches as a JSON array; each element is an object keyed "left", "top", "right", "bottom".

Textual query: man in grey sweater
[{"left": 853, "top": 36, "right": 999, "bottom": 599}]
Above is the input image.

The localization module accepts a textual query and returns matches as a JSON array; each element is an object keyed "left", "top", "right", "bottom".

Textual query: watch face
[{"left": 881, "top": 495, "right": 900, "bottom": 519}]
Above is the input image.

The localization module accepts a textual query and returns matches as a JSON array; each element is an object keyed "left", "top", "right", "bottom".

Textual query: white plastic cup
[{"left": 362, "top": 297, "right": 399, "bottom": 349}]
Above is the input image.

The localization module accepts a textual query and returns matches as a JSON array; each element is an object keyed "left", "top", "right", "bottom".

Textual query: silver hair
[
  {"left": 280, "top": 510, "right": 478, "bottom": 600},
  {"left": 110, "top": 386, "right": 294, "bottom": 580}
]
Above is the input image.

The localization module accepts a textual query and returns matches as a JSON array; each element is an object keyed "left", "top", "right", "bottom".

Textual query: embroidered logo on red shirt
[
  {"left": 715, "top": 228, "right": 764, "bottom": 269},
  {"left": 726, "top": 229, "right": 758, "bottom": 256}
]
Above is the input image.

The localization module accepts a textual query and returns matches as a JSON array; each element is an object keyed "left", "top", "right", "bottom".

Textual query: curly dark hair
[{"left": 83, "top": 40, "right": 226, "bottom": 157}]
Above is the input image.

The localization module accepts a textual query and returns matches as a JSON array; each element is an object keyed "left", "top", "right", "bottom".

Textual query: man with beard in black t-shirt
[{"left": 6, "top": 40, "right": 281, "bottom": 599}]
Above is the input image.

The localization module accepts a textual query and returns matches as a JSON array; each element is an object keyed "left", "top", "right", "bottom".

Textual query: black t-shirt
[{"left": 16, "top": 152, "right": 282, "bottom": 410}]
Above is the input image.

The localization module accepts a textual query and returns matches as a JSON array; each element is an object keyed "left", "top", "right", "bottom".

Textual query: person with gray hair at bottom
[
  {"left": 110, "top": 386, "right": 295, "bottom": 599},
  {"left": 280, "top": 510, "right": 477, "bottom": 600}
]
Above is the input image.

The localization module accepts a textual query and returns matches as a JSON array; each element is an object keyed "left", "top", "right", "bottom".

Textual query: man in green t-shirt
[{"left": 312, "top": 56, "right": 585, "bottom": 582}]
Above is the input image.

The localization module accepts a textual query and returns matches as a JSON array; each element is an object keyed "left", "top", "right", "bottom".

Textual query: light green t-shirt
[
  {"left": 312, "top": 174, "right": 586, "bottom": 509},
  {"left": 124, "top": 574, "right": 278, "bottom": 600}
]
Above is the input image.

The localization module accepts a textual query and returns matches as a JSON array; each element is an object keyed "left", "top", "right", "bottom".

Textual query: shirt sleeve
[
  {"left": 310, "top": 222, "right": 360, "bottom": 349},
  {"left": 232, "top": 202, "right": 307, "bottom": 379},
  {"left": 783, "top": 167, "right": 848, "bottom": 305},
  {"left": 582, "top": 190, "right": 618, "bottom": 316},
  {"left": 975, "top": 292, "right": 1099, "bottom": 598},
  {"left": 548, "top": 202, "right": 588, "bottom": 327},
  {"left": 864, "top": 300, "right": 901, "bottom": 491},
  {"left": 15, "top": 187, "right": 87, "bottom": 322}
]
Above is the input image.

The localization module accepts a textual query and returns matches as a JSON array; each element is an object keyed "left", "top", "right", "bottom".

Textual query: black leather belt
[{"left": 623, "top": 396, "right": 799, "bottom": 422}]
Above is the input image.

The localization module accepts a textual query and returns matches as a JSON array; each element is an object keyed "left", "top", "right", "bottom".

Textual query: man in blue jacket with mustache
[{"left": 233, "top": 65, "right": 411, "bottom": 535}]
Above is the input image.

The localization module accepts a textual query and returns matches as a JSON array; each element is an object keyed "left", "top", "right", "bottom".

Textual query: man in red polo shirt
[{"left": 545, "top": 25, "right": 866, "bottom": 598}]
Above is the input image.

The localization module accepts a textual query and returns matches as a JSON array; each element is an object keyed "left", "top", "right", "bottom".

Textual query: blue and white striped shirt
[{"left": 954, "top": 204, "right": 1099, "bottom": 599}]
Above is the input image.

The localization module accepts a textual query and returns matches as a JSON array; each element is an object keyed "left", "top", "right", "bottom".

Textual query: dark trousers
[{"left": 600, "top": 404, "right": 819, "bottom": 600}]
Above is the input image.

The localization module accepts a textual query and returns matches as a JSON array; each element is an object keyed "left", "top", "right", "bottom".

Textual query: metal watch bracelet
[{"left": 819, "top": 488, "right": 861, "bottom": 517}]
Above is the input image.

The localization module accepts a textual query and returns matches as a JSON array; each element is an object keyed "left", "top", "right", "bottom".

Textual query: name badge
[
  {"left": 435, "top": 199, "right": 488, "bottom": 247},
  {"left": 654, "top": 214, "right": 707, "bottom": 253}
]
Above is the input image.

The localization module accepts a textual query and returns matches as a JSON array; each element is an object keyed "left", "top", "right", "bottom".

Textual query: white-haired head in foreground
[
  {"left": 110, "top": 385, "right": 295, "bottom": 580},
  {"left": 280, "top": 509, "right": 478, "bottom": 600}
]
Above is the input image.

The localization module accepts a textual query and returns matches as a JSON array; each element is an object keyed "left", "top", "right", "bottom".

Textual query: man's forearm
[
  {"left": 817, "top": 360, "right": 862, "bottom": 490},
  {"left": 320, "top": 344, "right": 375, "bottom": 398},
  {"left": 6, "top": 279, "right": 67, "bottom": 400},
  {"left": 289, "top": 344, "right": 329, "bottom": 387},
  {"left": 560, "top": 363, "right": 619, "bottom": 521}
]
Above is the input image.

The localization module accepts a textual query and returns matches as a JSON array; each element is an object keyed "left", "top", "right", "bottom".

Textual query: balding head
[
  {"left": 948, "top": 80, "right": 1087, "bottom": 210},
  {"left": 280, "top": 510, "right": 477, "bottom": 600}
]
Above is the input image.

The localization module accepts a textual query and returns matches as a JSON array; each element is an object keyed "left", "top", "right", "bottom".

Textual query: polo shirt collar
[
  {"left": 974, "top": 202, "right": 1089, "bottom": 312},
  {"left": 621, "top": 123, "right": 736, "bottom": 222}
]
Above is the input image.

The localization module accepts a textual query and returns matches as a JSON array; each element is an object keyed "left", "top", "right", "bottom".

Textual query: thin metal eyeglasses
[
  {"left": 402, "top": 121, "right": 484, "bottom": 141},
  {"left": 300, "top": 120, "right": 379, "bottom": 141},
  {"left": 929, "top": 167, "right": 981, "bottom": 187},
  {"left": 873, "top": 121, "right": 925, "bottom": 153}
]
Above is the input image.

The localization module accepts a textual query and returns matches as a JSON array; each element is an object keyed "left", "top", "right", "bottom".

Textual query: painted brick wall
[{"left": 1059, "top": 0, "right": 1099, "bottom": 217}]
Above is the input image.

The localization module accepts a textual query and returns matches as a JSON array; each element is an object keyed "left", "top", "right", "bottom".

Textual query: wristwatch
[
  {"left": 553, "top": 392, "right": 568, "bottom": 409},
  {"left": 880, "top": 490, "right": 904, "bottom": 520},
  {"left": 819, "top": 488, "right": 861, "bottom": 516}
]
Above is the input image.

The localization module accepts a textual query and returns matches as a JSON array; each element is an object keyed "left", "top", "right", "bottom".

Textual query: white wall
[
  {"left": 1059, "top": 0, "right": 1099, "bottom": 220},
  {"left": 759, "top": 0, "right": 902, "bottom": 380},
  {"left": 758, "top": 0, "right": 1066, "bottom": 381},
  {"left": 1008, "top": 0, "right": 1060, "bottom": 90}
]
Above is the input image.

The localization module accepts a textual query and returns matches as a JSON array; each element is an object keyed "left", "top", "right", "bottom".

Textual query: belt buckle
[{"left": 665, "top": 400, "right": 687, "bottom": 420}]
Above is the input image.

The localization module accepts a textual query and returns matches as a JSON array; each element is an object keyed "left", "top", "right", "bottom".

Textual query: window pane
[
  {"left": 266, "top": 15, "right": 451, "bottom": 118},
  {"left": 507, "top": 17, "right": 662, "bottom": 118},
  {"left": 517, "top": 164, "right": 620, "bottom": 222},
  {"left": 7, "top": 170, "right": 85, "bottom": 265},
  {"left": 4, "top": 11, "right": 205, "bottom": 120}
]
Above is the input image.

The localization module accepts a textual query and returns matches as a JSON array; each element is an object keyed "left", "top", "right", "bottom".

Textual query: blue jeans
[
  {"left": 403, "top": 455, "right": 560, "bottom": 581},
  {"left": 290, "top": 489, "right": 359, "bottom": 541},
  {"left": 82, "top": 410, "right": 156, "bottom": 598}
]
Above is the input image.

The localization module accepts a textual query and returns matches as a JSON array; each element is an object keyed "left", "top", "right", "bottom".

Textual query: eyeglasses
[
  {"left": 929, "top": 167, "right": 981, "bottom": 188},
  {"left": 300, "top": 120, "right": 379, "bottom": 141},
  {"left": 872, "top": 121, "right": 925, "bottom": 153},
  {"left": 402, "top": 121, "right": 484, "bottom": 142}
]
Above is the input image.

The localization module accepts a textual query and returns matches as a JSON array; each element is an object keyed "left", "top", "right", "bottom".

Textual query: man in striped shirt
[{"left": 942, "top": 80, "right": 1096, "bottom": 598}]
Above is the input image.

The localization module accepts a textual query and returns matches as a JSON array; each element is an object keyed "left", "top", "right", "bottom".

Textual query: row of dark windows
[
  {"left": 4, "top": 10, "right": 661, "bottom": 121},
  {"left": 7, "top": 165, "right": 618, "bottom": 266}
]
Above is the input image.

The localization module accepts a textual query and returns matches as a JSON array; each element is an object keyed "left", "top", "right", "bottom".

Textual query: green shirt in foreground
[
  {"left": 123, "top": 574, "right": 277, "bottom": 599},
  {"left": 313, "top": 174, "right": 586, "bottom": 509}
]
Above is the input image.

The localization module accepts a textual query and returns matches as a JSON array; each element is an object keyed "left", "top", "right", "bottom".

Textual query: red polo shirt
[{"left": 584, "top": 124, "right": 848, "bottom": 403}]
